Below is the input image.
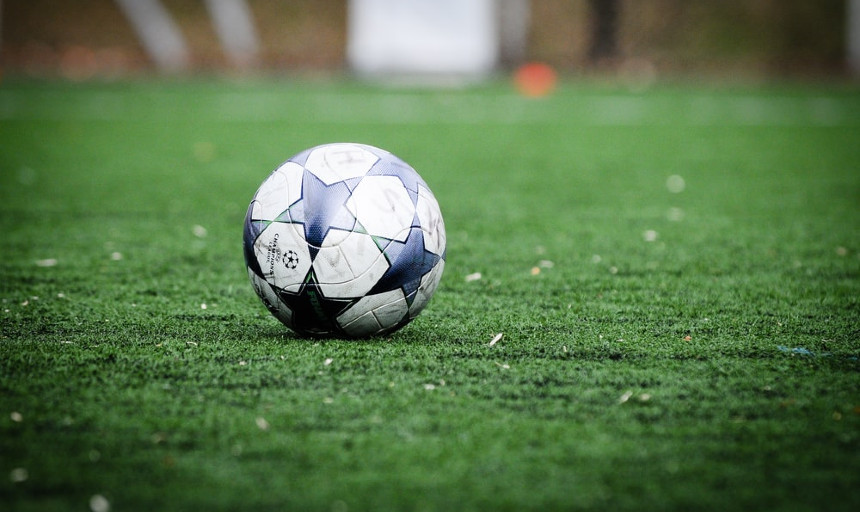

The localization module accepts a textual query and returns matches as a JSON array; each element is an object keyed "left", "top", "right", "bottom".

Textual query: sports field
[{"left": 1, "top": 79, "right": 859, "bottom": 511}]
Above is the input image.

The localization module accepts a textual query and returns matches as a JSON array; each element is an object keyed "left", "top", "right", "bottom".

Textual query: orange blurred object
[{"left": 514, "top": 62, "right": 558, "bottom": 97}]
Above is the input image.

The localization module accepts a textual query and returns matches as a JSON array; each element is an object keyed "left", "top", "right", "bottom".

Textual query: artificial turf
[{"left": 1, "top": 78, "right": 858, "bottom": 511}]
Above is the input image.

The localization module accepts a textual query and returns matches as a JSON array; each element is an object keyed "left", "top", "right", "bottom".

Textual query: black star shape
[
  {"left": 284, "top": 250, "right": 299, "bottom": 269},
  {"left": 276, "top": 274, "right": 359, "bottom": 337}
]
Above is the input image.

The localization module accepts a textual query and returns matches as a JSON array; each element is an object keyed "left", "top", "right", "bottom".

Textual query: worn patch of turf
[{"left": 1, "top": 79, "right": 859, "bottom": 511}]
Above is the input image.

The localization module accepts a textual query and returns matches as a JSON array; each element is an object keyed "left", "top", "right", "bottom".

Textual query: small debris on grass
[
  {"left": 530, "top": 267, "right": 541, "bottom": 275},
  {"left": 323, "top": 397, "right": 334, "bottom": 404},
  {"left": 539, "top": 260, "right": 554, "bottom": 268},
  {"left": 185, "top": 341, "right": 198, "bottom": 347},
  {"left": 667, "top": 207, "right": 684, "bottom": 222},
  {"left": 423, "top": 383, "right": 436, "bottom": 390},
  {"left": 110, "top": 252, "right": 123, "bottom": 261},
  {"left": 89, "top": 494, "right": 110, "bottom": 512},
  {"left": 35, "top": 258, "right": 58, "bottom": 267},
  {"left": 494, "top": 361, "right": 510, "bottom": 370},
  {"left": 638, "top": 393, "right": 652, "bottom": 402},
  {"left": 255, "top": 417, "right": 270, "bottom": 431},
  {"left": 11, "top": 411, "right": 23, "bottom": 422},
  {"left": 666, "top": 174, "right": 686, "bottom": 193},
  {"left": 684, "top": 335, "right": 692, "bottom": 341},
  {"left": 238, "top": 360, "right": 247, "bottom": 366},
  {"left": 835, "top": 246, "right": 848, "bottom": 256},
  {"left": 489, "top": 333, "right": 503, "bottom": 346},
  {"left": 591, "top": 254, "right": 602, "bottom": 264},
  {"left": 465, "top": 272, "right": 482, "bottom": 282},
  {"left": 200, "top": 303, "right": 207, "bottom": 310},
  {"left": 618, "top": 391, "right": 633, "bottom": 404},
  {"left": 193, "top": 141, "right": 216, "bottom": 162},
  {"left": 192, "top": 225, "right": 208, "bottom": 238},
  {"left": 10, "top": 468, "right": 28, "bottom": 483},
  {"left": 324, "top": 358, "right": 333, "bottom": 366},
  {"left": 643, "top": 230, "right": 658, "bottom": 242},
  {"left": 17, "top": 166, "right": 36, "bottom": 186}
]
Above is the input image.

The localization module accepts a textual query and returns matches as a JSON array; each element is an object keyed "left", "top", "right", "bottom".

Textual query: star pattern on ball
[
  {"left": 245, "top": 143, "right": 445, "bottom": 338},
  {"left": 366, "top": 154, "right": 427, "bottom": 205},
  {"left": 370, "top": 227, "right": 441, "bottom": 304},
  {"left": 276, "top": 276, "right": 358, "bottom": 336},
  {"left": 284, "top": 250, "right": 300, "bottom": 269},
  {"left": 286, "top": 169, "right": 362, "bottom": 260}
]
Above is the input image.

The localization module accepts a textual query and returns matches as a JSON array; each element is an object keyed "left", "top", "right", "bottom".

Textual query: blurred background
[{"left": 1, "top": 0, "right": 856, "bottom": 83}]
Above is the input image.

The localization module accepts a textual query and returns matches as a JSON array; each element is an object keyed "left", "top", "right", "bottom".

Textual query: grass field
[{"left": 1, "top": 78, "right": 859, "bottom": 511}]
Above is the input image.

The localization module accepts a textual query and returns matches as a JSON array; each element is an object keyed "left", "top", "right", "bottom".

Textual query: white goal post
[
  {"left": 114, "top": 0, "right": 190, "bottom": 72},
  {"left": 203, "top": 0, "right": 260, "bottom": 68},
  {"left": 849, "top": 0, "right": 860, "bottom": 75},
  {"left": 115, "top": 0, "right": 260, "bottom": 71}
]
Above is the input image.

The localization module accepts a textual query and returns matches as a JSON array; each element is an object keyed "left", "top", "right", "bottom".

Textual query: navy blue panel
[
  {"left": 291, "top": 170, "right": 357, "bottom": 255},
  {"left": 276, "top": 272, "right": 358, "bottom": 337},
  {"left": 365, "top": 151, "right": 428, "bottom": 199},
  {"left": 287, "top": 146, "right": 316, "bottom": 167},
  {"left": 243, "top": 201, "right": 266, "bottom": 278},
  {"left": 370, "top": 227, "right": 440, "bottom": 303}
]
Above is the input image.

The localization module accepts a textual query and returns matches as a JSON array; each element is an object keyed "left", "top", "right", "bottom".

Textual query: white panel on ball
[
  {"left": 314, "top": 231, "right": 388, "bottom": 298},
  {"left": 409, "top": 260, "right": 445, "bottom": 318},
  {"left": 253, "top": 223, "right": 312, "bottom": 293},
  {"left": 348, "top": 176, "right": 415, "bottom": 241},
  {"left": 304, "top": 143, "right": 380, "bottom": 185},
  {"left": 247, "top": 268, "right": 293, "bottom": 326},
  {"left": 338, "top": 288, "right": 408, "bottom": 336},
  {"left": 274, "top": 161, "right": 306, "bottom": 204},
  {"left": 415, "top": 185, "right": 446, "bottom": 256},
  {"left": 250, "top": 174, "right": 284, "bottom": 222}
]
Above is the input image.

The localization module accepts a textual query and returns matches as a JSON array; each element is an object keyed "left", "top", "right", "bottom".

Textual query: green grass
[{"left": 1, "top": 78, "right": 859, "bottom": 512}]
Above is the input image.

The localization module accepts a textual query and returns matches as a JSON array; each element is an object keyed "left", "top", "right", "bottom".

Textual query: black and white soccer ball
[{"left": 243, "top": 143, "right": 446, "bottom": 338}]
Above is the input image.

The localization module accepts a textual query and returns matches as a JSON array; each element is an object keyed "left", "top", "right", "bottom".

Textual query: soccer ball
[{"left": 243, "top": 143, "right": 446, "bottom": 338}]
